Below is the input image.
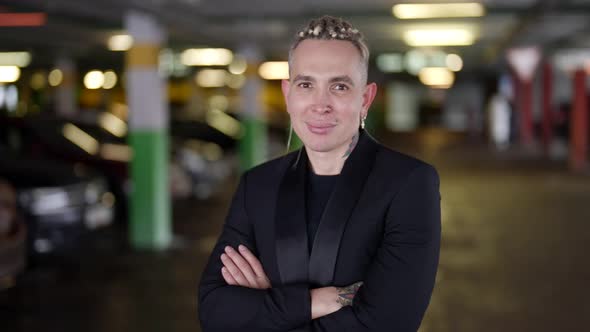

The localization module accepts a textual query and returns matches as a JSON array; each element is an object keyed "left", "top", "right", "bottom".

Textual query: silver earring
[{"left": 361, "top": 116, "right": 366, "bottom": 129}]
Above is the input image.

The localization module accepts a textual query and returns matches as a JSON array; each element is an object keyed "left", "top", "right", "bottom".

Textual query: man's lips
[{"left": 306, "top": 122, "right": 336, "bottom": 134}]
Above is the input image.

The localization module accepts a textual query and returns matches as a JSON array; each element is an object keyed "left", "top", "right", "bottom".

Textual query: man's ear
[
  {"left": 281, "top": 79, "right": 291, "bottom": 103},
  {"left": 362, "top": 82, "right": 378, "bottom": 116}
]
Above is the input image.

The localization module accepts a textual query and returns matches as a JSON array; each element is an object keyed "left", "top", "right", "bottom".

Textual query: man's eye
[
  {"left": 298, "top": 82, "right": 312, "bottom": 88},
  {"left": 333, "top": 84, "right": 349, "bottom": 91}
]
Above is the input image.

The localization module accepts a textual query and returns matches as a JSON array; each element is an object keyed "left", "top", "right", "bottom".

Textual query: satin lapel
[
  {"left": 308, "top": 131, "right": 379, "bottom": 286},
  {"left": 275, "top": 149, "right": 309, "bottom": 284}
]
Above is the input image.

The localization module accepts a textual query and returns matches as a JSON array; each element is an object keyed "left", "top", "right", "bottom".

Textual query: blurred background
[{"left": 0, "top": 0, "right": 589, "bottom": 331}]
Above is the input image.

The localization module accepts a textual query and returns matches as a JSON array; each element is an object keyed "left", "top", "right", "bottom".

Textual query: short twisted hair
[{"left": 288, "top": 15, "right": 370, "bottom": 83}]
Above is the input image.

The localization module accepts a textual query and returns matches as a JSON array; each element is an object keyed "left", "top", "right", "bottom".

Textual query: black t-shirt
[{"left": 305, "top": 168, "right": 338, "bottom": 254}]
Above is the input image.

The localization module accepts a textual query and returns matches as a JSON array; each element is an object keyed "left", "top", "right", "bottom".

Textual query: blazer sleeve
[
  {"left": 311, "top": 164, "right": 441, "bottom": 332},
  {"left": 198, "top": 173, "right": 312, "bottom": 331}
]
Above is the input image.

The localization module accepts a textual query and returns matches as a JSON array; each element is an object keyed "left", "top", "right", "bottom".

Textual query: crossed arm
[
  {"left": 199, "top": 164, "right": 440, "bottom": 331},
  {"left": 219, "top": 244, "right": 363, "bottom": 319}
]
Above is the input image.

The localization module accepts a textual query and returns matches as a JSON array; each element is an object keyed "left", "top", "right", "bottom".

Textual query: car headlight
[{"left": 22, "top": 188, "right": 70, "bottom": 215}]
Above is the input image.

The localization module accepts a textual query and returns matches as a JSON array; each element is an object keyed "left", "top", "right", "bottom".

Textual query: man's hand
[
  {"left": 220, "top": 245, "right": 271, "bottom": 289},
  {"left": 311, "top": 281, "right": 363, "bottom": 319}
]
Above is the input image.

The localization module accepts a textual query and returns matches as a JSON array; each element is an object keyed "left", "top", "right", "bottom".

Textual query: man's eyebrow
[
  {"left": 292, "top": 75, "right": 315, "bottom": 82},
  {"left": 329, "top": 76, "right": 355, "bottom": 86}
]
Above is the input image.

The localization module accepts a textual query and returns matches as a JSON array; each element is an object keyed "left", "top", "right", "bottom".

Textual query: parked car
[
  {"left": 0, "top": 150, "right": 115, "bottom": 255},
  {"left": 0, "top": 178, "right": 26, "bottom": 289}
]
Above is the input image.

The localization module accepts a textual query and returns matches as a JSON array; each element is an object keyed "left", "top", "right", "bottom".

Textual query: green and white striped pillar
[
  {"left": 125, "top": 11, "right": 171, "bottom": 250},
  {"left": 238, "top": 46, "right": 267, "bottom": 172}
]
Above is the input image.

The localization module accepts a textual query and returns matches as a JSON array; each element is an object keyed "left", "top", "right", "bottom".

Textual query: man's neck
[{"left": 306, "top": 133, "right": 359, "bottom": 175}]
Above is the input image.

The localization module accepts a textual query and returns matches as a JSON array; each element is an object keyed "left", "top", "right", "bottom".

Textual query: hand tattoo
[
  {"left": 342, "top": 133, "right": 359, "bottom": 158},
  {"left": 336, "top": 281, "right": 363, "bottom": 307}
]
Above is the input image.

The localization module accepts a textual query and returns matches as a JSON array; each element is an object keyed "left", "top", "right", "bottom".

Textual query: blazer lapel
[
  {"left": 308, "top": 130, "right": 379, "bottom": 286},
  {"left": 275, "top": 150, "right": 309, "bottom": 284}
]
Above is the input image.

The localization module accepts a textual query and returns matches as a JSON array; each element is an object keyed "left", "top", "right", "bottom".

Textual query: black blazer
[{"left": 199, "top": 130, "right": 441, "bottom": 332}]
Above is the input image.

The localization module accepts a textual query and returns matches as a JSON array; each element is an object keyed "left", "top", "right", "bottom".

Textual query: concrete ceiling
[{"left": 1, "top": 0, "right": 590, "bottom": 71}]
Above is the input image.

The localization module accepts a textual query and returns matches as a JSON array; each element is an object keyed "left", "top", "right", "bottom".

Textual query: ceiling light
[
  {"left": 226, "top": 74, "right": 246, "bottom": 89},
  {"left": 404, "top": 29, "right": 475, "bottom": 46},
  {"left": 229, "top": 56, "right": 247, "bottom": 75},
  {"left": 0, "top": 66, "right": 21, "bottom": 83},
  {"left": 84, "top": 70, "right": 105, "bottom": 90},
  {"left": 376, "top": 54, "right": 404, "bottom": 73},
  {"left": 0, "top": 52, "right": 31, "bottom": 67},
  {"left": 62, "top": 123, "right": 99, "bottom": 155},
  {"left": 108, "top": 35, "right": 134, "bottom": 51},
  {"left": 418, "top": 67, "right": 455, "bottom": 88},
  {"left": 446, "top": 54, "right": 464, "bottom": 71},
  {"left": 258, "top": 61, "right": 289, "bottom": 80},
  {"left": 181, "top": 48, "right": 233, "bottom": 66},
  {"left": 102, "top": 70, "right": 118, "bottom": 89},
  {"left": 99, "top": 112, "right": 127, "bottom": 138},
  {"left": 48, "top": 69, "right": 63, "bottom": 86},
  {"left": 196, "top": 69, "right": 228, "bottom": 88},
  {"left": 101, "top": 144, "right": 132, "bottom": 162},
  {"left": 393, "top": 3, "right": 485, "bottom": 19},
  {"left": 206, "top": 109, "right": 242, "bottom": 139}
]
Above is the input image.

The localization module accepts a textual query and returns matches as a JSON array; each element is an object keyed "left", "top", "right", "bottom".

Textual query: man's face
[{"left": 282, "top": 39, "right": 376, "bottom": 155}]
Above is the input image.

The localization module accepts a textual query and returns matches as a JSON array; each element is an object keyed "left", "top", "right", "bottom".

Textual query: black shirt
[{"left": 305, "top": 168, "right": 338, "bottom": 254}]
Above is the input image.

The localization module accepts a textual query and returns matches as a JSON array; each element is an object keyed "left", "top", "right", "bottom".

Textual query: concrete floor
[{"left": 2, "top": 132, "right": 589, "bottom": 331}]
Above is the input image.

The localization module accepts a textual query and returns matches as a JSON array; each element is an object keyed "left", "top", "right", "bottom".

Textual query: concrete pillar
[
  {"left": 55, "top": 56, "right": 77, "bottom": 117},
  {"left": 238, "top": 45, "right": 267, "bottom": 171},
  {"left": 569, "top": 69, "right": 588, "bottom": 172},
  {"left": 517, "top": 77, "right": 535, "bottom": 146},
  {"left": 124, "top": 11, "right": 171, "bottom": 250},
  {"left": 541, "top": 61, "right": 554, "bottom": 156}
]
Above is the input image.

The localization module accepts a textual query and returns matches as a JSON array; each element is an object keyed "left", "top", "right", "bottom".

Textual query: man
[{"left": 199, "top": 15, "right": 441, "bottom": 332}]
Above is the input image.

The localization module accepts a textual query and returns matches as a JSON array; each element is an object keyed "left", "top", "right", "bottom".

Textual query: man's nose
[{"left": 311, "top": 87, "right": 332, "bottom": 113}]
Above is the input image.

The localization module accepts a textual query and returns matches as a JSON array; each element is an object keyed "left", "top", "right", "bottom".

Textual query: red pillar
[
  {"left": 569, "top": 69, "right": 588, "bottom": 171},
  {"left": 519, "top": 79, "right": 534, "bottom": 146},
  {"left": 542, "top": 62, "right": 553, "bottom": 155}
]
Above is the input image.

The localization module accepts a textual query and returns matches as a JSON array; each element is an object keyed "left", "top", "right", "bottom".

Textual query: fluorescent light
[
  {"left": 229, "top": 56, "right": 247, "bottom": 75},
  {"left": 393, "top": 3, "right": 485, "bottom": 19},
  {"left": 404, "top": 29, "right": 475, "bottom": 46},
  {"left": 84, "top": 70, "right": 104, "bottom": 89},
  {"left": 377, "top": 54, "right": 404, "bottom": 73},
  {"left": 226, "top": 74, "right": 246, "bottom": 89},
  {"left": 100, "top": 143, "right": 132, "bottom": 162},
  {"left": 99, "top": 112, "right": 127, "bottom": 138},
  {"left": 63, "top": 123, "right": 99, "bottom": 154},
  {"left": 209, "top": 95, "right": 229, "bottom": 111},
  {"left": 418, "top": 67, "right": 455, "bottom": 88},
  {"left": 446, "top": 54, "right": 464, "bottom": 71},
  {"left": 102, "top": 70, "right": 117, "bottom": 89},
  {"left": 108, "top": 35, "right": 133, "bottom": 51},
  {"left": 196, "top": 69, "right": 227, "bottom": 88},
  {"left": 48, "top": 69, "right": 63, "bottom": 86},
  {"left": 0, "top": 66, "right": 21, "bottom": 83},
  {"left": 0, "top": 52, "right": 31, "bottom": 67},
  {"left": 181, "top": 48, "right": 233, "bottom": 66},
  {"left": 258, "top": 61, "right": 289, "bottom": 80},
  {"left": 206, "top": 109, "right": 242, "bottom": 139},
  {"left": 404, "top": 50, "right": 428, "bottom": 75}
]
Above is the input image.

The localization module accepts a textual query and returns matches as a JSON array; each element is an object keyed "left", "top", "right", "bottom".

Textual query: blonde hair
[{"left": 288, "top": 15, "right": 369, "bottom": 83}]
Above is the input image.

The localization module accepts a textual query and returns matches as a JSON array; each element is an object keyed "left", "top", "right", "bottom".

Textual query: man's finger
[
  {"left": 238, "top": 245, "right": 271, "bottom": 288},
  {"left": 224, "top": 246, "right": 258, "bottom": 287},
  {"left": 238, "top": 245, "right": 267, "bottom": 278},
  {"left": 220, "top": 252, "right": 248, "bottom": 286},
  {"left": 221, "top": 267, "right": 237, "bottom": 285}
]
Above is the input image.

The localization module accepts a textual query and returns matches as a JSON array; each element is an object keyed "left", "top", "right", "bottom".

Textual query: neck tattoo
[{"left": 342, "top": 133, "right": 359, "bottom": 158}]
